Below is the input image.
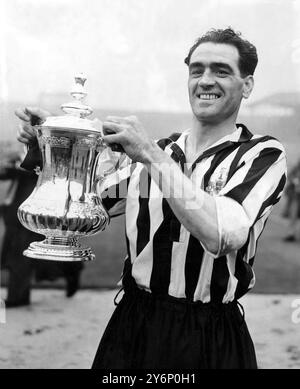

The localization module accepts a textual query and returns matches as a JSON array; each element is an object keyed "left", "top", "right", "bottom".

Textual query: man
[
  {"left": 0, "top": 151, "right": 40, "bottom": 307},
  {"left": 282, "top": 160, "right": 300, "bottom": 241},
  {"left": 16, "top": 28, "right": 286, "bottom": 369}
]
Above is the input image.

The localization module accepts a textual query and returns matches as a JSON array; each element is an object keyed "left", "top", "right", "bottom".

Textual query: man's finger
[
  {"left": 17, "top": 124, "right": 36, "bottom": 145},
  {"left": 15, "top": 107, "right": 50, "bottom": 125},
  {"left": 102, "top": 134, "right": 123, "bottom": 144},
  {"left": 17, "top": 135, "right": 31, "bottom": 145},
  {"left": 18, "top": 123, "right": 35, "bottom": 137},
  {"left": 25, "top": 107, "right": 50, "bottom": 120},
  {"left": 124, "top": 115, "right": 138, "bottom": 124},
  {"left": 23, "top": 122, "right": 36, "bottom": 134},
  {"left": 15, "top": 108, "right": 31, "bottom": 122},
  {"left": 106, "top": 115, "right": 139, "bottom": 125},
  {"left": 105, "top": 115, "right": 127, "bottom": 123},
  {"left": 103, "top": 121, "right": 124, "bottom": 134},
  {"left": 18, "top": 130, "right": 33, "bottom": 140}
]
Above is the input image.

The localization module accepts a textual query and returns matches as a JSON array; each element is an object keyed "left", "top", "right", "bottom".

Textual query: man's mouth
[{"left": 197, "top": 93, "right": 221, "bottom": 100}]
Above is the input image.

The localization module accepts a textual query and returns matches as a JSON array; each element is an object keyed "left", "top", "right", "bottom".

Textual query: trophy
[{"left": 17, "top": 74, "right": 110, "bottom": 262}]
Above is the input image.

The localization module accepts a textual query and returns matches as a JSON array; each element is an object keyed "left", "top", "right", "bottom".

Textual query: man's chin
[{"left": 193, "top": 109, "right": 218, "bottom": 122}]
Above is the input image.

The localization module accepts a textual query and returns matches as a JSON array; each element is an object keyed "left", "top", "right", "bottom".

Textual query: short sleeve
[
  {"left": 205, "top": 141, "right": 287, "bottom": 257},
  {"left": 219, "top": 142, "right": 287, "bottom": 225}
]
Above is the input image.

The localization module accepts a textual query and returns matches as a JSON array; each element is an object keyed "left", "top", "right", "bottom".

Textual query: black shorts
[{"left": 92, "top": 287, "right": 257, "bottom": 369}]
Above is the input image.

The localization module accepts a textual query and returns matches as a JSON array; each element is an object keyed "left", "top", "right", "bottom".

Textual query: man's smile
[
  {"left": 197, "top": 93, "right": 221, "bottom": 100},
  {"left": 195, "top": 92, "right": 222, "bottom": 106}
]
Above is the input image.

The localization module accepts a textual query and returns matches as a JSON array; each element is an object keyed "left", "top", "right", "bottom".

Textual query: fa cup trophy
[{"left": 17, "top": 74, "right": 110, "bottom": 262}]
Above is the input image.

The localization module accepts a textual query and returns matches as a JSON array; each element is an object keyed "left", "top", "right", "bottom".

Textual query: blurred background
[{"left": 0, "top": 0, "right": 300, "bottom": 292}]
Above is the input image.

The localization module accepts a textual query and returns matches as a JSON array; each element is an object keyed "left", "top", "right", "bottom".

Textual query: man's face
[{"left": 188, "top": 42, "right": 252, "bottom": 124}]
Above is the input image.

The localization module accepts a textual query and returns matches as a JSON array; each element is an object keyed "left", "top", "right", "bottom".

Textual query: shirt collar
[{"left": 170, "top": 123, "right": 253, "bottom": 170}]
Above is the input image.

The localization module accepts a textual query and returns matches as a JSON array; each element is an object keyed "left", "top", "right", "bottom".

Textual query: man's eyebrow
[
  {"left": 189, "top": 61, "right": 234, "bottom": 72},
  {"left": 212, "top": 62, "right": 234, "bottom": 72},
  {"left": 188, "top": 61, "right": 204, "bottom": 69}
]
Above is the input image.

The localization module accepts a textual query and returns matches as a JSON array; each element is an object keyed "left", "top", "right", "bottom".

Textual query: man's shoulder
[
  {"left": 246, "top": 131, "right": 286, "bottom": 153},
  {"left": 237, "top": 128, "right": 287, "bottom": 170},
  {"left": 238, "top": 123, "right": 285, "bottom": 153}
]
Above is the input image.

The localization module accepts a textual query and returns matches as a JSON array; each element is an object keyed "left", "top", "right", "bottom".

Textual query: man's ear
[{"left": 242, "top": 75, "right": 254, "bottom": 99}]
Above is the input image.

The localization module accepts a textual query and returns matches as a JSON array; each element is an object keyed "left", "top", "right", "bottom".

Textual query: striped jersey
[{"left": 100, "top": 124, "right": 287, "bottom": 303}]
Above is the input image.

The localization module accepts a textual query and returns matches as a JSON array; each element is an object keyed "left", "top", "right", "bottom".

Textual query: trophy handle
[
  {"left": 92, "top": 167, "right": 116, "bottom": 194},
  {"left": 92, "top": 145, "right": 126, "bottom": 193},
  {"left": 109, "top": 143, "right": 124, "bottom": 153}
]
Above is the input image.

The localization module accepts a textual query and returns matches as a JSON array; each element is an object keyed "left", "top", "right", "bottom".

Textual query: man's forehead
[{"left": 190, "top": 42, "right": 239, "bottom": 66}]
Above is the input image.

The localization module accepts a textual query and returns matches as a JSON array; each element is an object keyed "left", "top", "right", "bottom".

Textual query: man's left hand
[{"left": 102, "top": 116, "right": 156, "bottom": 163}]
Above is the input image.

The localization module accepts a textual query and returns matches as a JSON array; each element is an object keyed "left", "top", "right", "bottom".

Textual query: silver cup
[{"left": 17, "top": 74, "right": 110, "bottom": 262}]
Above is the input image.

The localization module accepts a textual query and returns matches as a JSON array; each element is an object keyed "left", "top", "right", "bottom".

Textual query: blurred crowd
[{"left": 282, "top": 160, "right": 300, "bottom": 242}]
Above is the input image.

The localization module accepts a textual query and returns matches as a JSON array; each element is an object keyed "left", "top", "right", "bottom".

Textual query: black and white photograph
[{"left": 0, "top": 0, "right": 300, "bottom": 372}]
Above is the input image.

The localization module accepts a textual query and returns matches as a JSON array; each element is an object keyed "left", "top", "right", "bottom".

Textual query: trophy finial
[
  {"left": 61, "top": 73, "right": 93, "bottom": 118},
  {"left": 74, "top": 73, "right": 87, "bottom": 87}
]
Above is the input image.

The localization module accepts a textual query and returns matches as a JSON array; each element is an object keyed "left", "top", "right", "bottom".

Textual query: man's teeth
[{"left": 199, "top": 94, "right": 219, "bottom": 100}]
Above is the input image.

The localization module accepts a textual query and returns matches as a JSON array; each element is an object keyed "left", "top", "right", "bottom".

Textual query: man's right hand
[{"left": 15, "top": 107, "right": 51, "bottom": 145}]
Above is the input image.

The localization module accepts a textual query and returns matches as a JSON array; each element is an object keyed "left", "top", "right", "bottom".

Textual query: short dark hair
[{"left": 184, "top": 27, "right": 258, "bottom": 77}]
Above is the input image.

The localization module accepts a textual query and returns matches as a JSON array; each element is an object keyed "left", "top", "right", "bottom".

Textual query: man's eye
[
  {"left": 190, "top": 68, "right": 203, "bottom": 76},
  {"left": 216, "top": 70, "right": 229, "bottom": 77}
]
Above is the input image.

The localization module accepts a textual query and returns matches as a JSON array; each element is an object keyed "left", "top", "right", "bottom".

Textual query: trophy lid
[{"left": 41, "top": 73, "right": 101, "bottom": 132}]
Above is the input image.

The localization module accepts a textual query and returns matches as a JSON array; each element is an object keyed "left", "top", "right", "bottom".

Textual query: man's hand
[
  {"left": 102, "top": 115, "right": 157, "bottom": 163},
  {"left": 15, "top": 107, "right": 50, "bottom": 145}
]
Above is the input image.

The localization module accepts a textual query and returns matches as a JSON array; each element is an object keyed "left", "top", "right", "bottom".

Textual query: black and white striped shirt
[{"left": 100, "top": 124, "right": 287, "bottom": 303}]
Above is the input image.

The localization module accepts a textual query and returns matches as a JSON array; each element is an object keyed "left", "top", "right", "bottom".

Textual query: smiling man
[
  {"left": 187, "top": 43, "right": 253, "bottom": 124},
  {"left": 16, "top": 28, "right": 287, "bottom": 369}
]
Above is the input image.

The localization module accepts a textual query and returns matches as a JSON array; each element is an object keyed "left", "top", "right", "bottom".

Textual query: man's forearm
[{"left": 144, "top": 143, "right": 219, "bottom": 253}]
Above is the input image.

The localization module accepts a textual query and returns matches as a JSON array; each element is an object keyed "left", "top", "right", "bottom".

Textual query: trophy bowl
[{"left": 17, "top": 74, "right": 110, "bottom": 262}]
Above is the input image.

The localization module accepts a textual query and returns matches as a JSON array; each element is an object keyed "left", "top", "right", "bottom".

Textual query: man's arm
[
  {"left": 143, "top": 146, "right": 221, "bottom": 253},
  {"left": 102, "top": 115, "right": 224, "bottom": 253},
  {"left": 102, "top": 115, "right": 287, "bottom": 257}
]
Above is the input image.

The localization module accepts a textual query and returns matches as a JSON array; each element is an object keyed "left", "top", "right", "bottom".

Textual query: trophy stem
[
  {"left": 45, "top": 236, "right": 80, "bottom": 247},
  {"left": 23, "top": 236, "right": 95, "bottom": 262}
]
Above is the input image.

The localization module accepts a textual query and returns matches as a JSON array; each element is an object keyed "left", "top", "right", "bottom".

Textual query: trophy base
[{"left": 23, "top": 237, "right": 95, "bottom": 262}]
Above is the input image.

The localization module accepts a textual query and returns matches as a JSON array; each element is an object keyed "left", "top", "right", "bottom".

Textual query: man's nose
[{"left": 198, "top": 70, "right": 216, "bottom": 87}]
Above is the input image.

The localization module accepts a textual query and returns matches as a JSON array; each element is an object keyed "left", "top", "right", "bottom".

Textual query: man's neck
[{"left": 187, "top": 115, "right": 238, "bottom": 158}]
